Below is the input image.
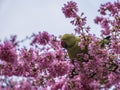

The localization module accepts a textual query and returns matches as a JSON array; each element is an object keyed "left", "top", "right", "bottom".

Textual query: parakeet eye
[{"left": 61, "top": 41, "right": 68, "bottom": 49}]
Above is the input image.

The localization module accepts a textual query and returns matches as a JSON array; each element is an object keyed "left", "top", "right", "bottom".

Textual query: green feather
[{"left": 61, "top": 34, "right": 81, "bottom": 60}]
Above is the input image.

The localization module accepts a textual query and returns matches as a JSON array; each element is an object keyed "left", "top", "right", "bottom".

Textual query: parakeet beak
[{"left": 61, "top": 41, "right": 68, "bottom": 49}]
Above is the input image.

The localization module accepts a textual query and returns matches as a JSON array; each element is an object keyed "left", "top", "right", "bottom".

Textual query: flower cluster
[
  {"left": 0, "top": 41, "right": 17, "bottom": 63},
  {"left": 31, "top": 31, "right": 50, "bottom": 45},
  {"left": 94, "top": 0, "right": 120, "bottom": 36},
  {"left": 62, "top": 1, "right": 78, "bottom": 18},
  {"left": 62, "top": 1, "right": 90, "bottom": 34}
]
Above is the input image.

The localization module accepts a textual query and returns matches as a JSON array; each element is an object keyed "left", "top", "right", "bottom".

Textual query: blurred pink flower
[{"left": 0, "top": 41, "right": 17, "bottom": 63}]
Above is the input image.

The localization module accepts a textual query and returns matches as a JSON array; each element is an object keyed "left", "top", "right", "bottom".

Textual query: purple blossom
[
  {"left": 13, "top": 64, "right": 25, "bottom": 76},
  {"left": 31, "top": 31, "right": 50, "bottom": 45},
  {"left": 51, "top": 79, "right": 66, "bottom": 90},
  {"left": 62, "top": 1, "right": 78, "bottom": 18},
  {"left": 20, "top": 48, "right": 37, "bottom": 62},
  {"left": 0, "top": 41, "right": 17, "bottom": 63},
  {"left": 38, "top": 52, "right": 55, "bottom": 69},
  {"left": 48, "top": 61, "right": 71, "bottom": 77},
  {"left": 94, "top": 16, "right": 104, "bottom": 24},
  {"left": 101, "top": 29, "right": 110, "bottom": 35},
  {"left": 95, "top": 1, "right": 120, "bottom": 37},
  {"left": 63, "top": 75, "right": 84, "bottom": 90},
  {"left": 110, "top": 40, "right": 120, "bottom": 54}
]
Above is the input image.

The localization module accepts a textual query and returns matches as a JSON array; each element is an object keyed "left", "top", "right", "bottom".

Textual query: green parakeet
[
  {"left": 61, "top": 34, "right": 111, "bottom": 60},
  {"left": 61, "top": 34, "right": 81, "bottom": 60}
]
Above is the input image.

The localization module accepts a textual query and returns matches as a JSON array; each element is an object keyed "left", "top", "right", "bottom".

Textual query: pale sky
[{"left": 0, "top": 0, "right": 114, "bottom": 41}]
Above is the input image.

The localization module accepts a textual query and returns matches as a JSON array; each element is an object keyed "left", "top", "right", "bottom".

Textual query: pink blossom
[
  {"left": 51, "top": 79, "right": 66, "bottom": 90},
  {"left": 31, "top": 31, "right": 50, "bottom": 45},
  {"left": 94, "top": 16, "right": 103, "bottom": 24},
  {"left": 110, "top": 40, "right": 120, "bottom": 54},
  {"left": 0, "top": 41, "right": 17, "bottom": 63},
  {"left": 101, "top": 29, "right": 110, "bottom": 35},
  {"left": 37, "top": 52, "right": 55, "bottom": 69},
  {"left": 48, "top": 61, "right": 71, "bottom": 77},
  {"left": 20, "top": 48, "right": 37, "bottom": 62},
  {"left": 13, "top": 64, "right": 25, "bottom": 76},
  {"left": 63, "top": 75, "right": 84, "bottom": 90},
  {"left": 62, "top": 1, "right": 78, "bottom": 18}
]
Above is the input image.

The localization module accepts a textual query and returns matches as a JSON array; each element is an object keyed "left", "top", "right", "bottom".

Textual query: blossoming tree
[{"left": 0, "top": 1, "right": 120, "bottom": 90}]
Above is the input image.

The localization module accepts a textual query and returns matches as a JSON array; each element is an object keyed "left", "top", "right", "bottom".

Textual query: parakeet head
[{"left": 61, "top": 34, "right": 76, "bottom": 49}]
